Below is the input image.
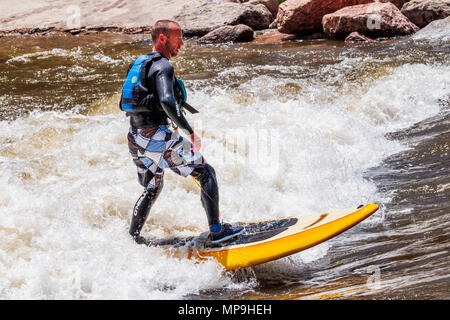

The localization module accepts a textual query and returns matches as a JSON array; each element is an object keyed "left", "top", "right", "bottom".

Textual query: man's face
[{"left": 165, "top": 26, "right": 183, "bottom": 58}]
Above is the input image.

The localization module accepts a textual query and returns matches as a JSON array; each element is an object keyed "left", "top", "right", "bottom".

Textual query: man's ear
[{"left": 159, "top": 33, "right": 166, "bottom": 44}]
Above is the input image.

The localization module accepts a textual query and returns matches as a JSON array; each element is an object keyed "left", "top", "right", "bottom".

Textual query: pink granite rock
[{"left": 322, "top": 2, "right": 419, "bottom": 39}]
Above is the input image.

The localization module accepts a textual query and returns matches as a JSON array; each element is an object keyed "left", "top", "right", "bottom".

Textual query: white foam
[
  {"left": 0, "top": 60, "right": 448, "bottom": 299},
  {"left": 92, "top": 53, "right": 122, "bottom": 64},
  {"left": 6, "top": 48, "right": 83, "bottom": 64}
]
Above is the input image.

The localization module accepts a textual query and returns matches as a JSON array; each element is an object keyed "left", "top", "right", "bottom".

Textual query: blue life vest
[
  {"left": 120, "top": 53, "right": 162, "bottom": 113},
  {"left": 120, "top": 53, "right": 198, "bottom": 115},
  {"left": 175, "top": 78, "right": 187, "bottom": 103},
  {"left": 174, "top": 77, "right": 199, "bottom": 114}
]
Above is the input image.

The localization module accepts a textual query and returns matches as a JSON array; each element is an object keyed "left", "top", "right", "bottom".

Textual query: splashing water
[{"left": 0, "top": 33, "right": 448, "bottom": 299}]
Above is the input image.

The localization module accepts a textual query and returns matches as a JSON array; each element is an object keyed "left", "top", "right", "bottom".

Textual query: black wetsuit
[
  {"left": 125, "top": 52, "right": 221, "bottom": 243},
  {"left": 127, "top": 52, "right": 193, "bottom": 134}
]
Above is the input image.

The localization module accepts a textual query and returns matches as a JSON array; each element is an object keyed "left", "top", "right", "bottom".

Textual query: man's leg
[
  {"left": 190, "top": 164, "right": 221, "bottom": 232},
  {"left": 163, "top": 129, "right": 244, "bottom": 242},
  {"left": 129, "top": 178, "right": 163, "bottom": 244},
  {"left": 127, "top": 127, "right": 164, "bottom": 244}
]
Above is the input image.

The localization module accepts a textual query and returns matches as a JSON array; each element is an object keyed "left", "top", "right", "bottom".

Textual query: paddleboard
[{"left": 148, "top": 204, "right": 379, "bottom": 270}]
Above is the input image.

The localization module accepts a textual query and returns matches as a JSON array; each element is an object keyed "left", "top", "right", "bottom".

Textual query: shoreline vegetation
[{"left": 0, "top": 0, "right": 448, "bottom": 44}]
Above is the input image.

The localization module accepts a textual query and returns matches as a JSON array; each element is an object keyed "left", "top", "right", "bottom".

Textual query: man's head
[{"left": 152, "top": 20, "right": 183, "bottom": 59}]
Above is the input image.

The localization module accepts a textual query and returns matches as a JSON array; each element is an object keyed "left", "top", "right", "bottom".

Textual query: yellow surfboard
[{"left": 152, "top": 204, "right": 379, "bottom": 270}]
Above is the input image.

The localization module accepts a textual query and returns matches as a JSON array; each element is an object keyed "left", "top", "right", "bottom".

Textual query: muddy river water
[{"left": 0, "top": 32, "right": 448, "bottom": 299}]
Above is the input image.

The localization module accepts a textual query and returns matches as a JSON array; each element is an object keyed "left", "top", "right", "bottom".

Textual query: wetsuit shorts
[{"left": 128, "top": 125, "right": 205, "bottom": 190}]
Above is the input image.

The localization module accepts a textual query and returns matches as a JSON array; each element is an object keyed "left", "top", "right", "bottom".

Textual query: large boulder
[
  {"left": 248, "top": 0, "right": 280, "bottom": 18},
  {"left": 322, "top": 2, "right": 419, "bottom": 39},
  {"left": 225, "top": 0, "right": 279, "bottom": 18},
  {"left": 175, "top": 2, "right": 272, "bottom": 37},
  {"left": 411, "top": 15, "right": 450, "bottom": 42},
  {"left": 380, "top": 0, "right": 412, "bottom": 10},
  {"left": 198, "top": 24, "right": 255, "bottom": 44},
  {"left": 275, "top": 0, "right": 375, "bottom": 34},
  {"left": 273, "top": 0, "right": 411, "bottom": 34},
  {"left": 401, "top": 0, "right": 450, "bottom": 28}
]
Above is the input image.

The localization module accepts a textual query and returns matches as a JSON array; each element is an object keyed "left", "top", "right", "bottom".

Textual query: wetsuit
[{"left": 126, "top": 52, "right": 221, "bottom": 243}]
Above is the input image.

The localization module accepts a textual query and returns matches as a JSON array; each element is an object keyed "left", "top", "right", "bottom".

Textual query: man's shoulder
[{"left": 151, "top": 54, "right": 173, "bottom": 72}]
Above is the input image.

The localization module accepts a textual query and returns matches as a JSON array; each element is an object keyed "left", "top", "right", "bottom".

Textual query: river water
[{"left": 0, "top": 31, "right": 448, "bottom": 300}]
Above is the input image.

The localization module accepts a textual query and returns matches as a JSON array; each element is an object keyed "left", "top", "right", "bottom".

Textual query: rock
[
  {"left": 379, "top": 0, "right": 411, "bottom": 10},
  {"left": 345, "top": 31, "right": 376, "bottom": 42},
  {"left": 239, "top": 4, "right": 274, "bottom": 28},
  {"left": 64, "top": 28, "right": 83, "bottom": 35},
  {"left": 226, "top": 0, "right": 279, "bottom": 18},
  {"left": 275, "top": 0, "right": 375, "bottom": 34},
  {"left": 198, "top": 24, "right": 254, "bottom": 43},
  {"left": 273, "top": 0, "right": 412, "bottom": 34},
  {"left": 268, "top": 19, "right": 278, "bottom": 29},
  {"left": 251, "top": 29, "right": 291, "bottom": 43},
  {"left": 322, "top": 2, "right": 419, "bottom": 39},
  {"left": 411, "top": 15, "right": 450, "bottom": 42},
  {"left": 122, "top": 26, "right": 152, "bottom": 34},
  {"left": 28, "top": 28, "right": 40, "bottom": 35},
  {"left": 248, "top": 0, "right": 280, "bottom": 18},
  {"left": 175, "top": 2, "right": 272, "bottom": 37},
  {"left": 252, "top": 29, "right": 325, "bottom": 43},
  {"left": 27, "top": 26, "right": 55, "bottom": 35},
  {"left": 401, "top": 0, "right": 450, "bottom": 28}
]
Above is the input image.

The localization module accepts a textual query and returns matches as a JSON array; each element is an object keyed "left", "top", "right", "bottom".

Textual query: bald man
[{"left": 120, "top": 20, "right": 244, "bottom": 245}]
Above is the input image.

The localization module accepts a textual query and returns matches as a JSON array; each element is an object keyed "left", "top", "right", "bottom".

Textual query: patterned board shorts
[{"left": 128, "top": 125, "right": 205, "bottom": 190}]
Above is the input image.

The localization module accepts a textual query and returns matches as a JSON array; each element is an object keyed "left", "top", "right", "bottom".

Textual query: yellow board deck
[{"left": 153, "top": 204, "right": 379, "bottom": 270}]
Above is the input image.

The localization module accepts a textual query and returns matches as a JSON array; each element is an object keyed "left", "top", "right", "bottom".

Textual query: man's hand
[{"left": 188, "top": 132, "right": 202, "bottom": 152}]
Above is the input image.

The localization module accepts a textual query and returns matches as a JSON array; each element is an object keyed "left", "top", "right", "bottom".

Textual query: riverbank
[
  {"left": 0, "top": 0, "right": 205, "bottom": 31},
  {"left": 1, "top": 1, "right": 449, "bottom": 44}
]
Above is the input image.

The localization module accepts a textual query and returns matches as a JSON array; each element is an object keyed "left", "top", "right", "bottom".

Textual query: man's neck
[{"left": 153, "top": 45, "right": 170, "bottom": 60}]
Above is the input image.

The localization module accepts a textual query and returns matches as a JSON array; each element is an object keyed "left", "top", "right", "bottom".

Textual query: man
[{"left": 121, "top": 20, "right": 244, "bottom": 245}]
